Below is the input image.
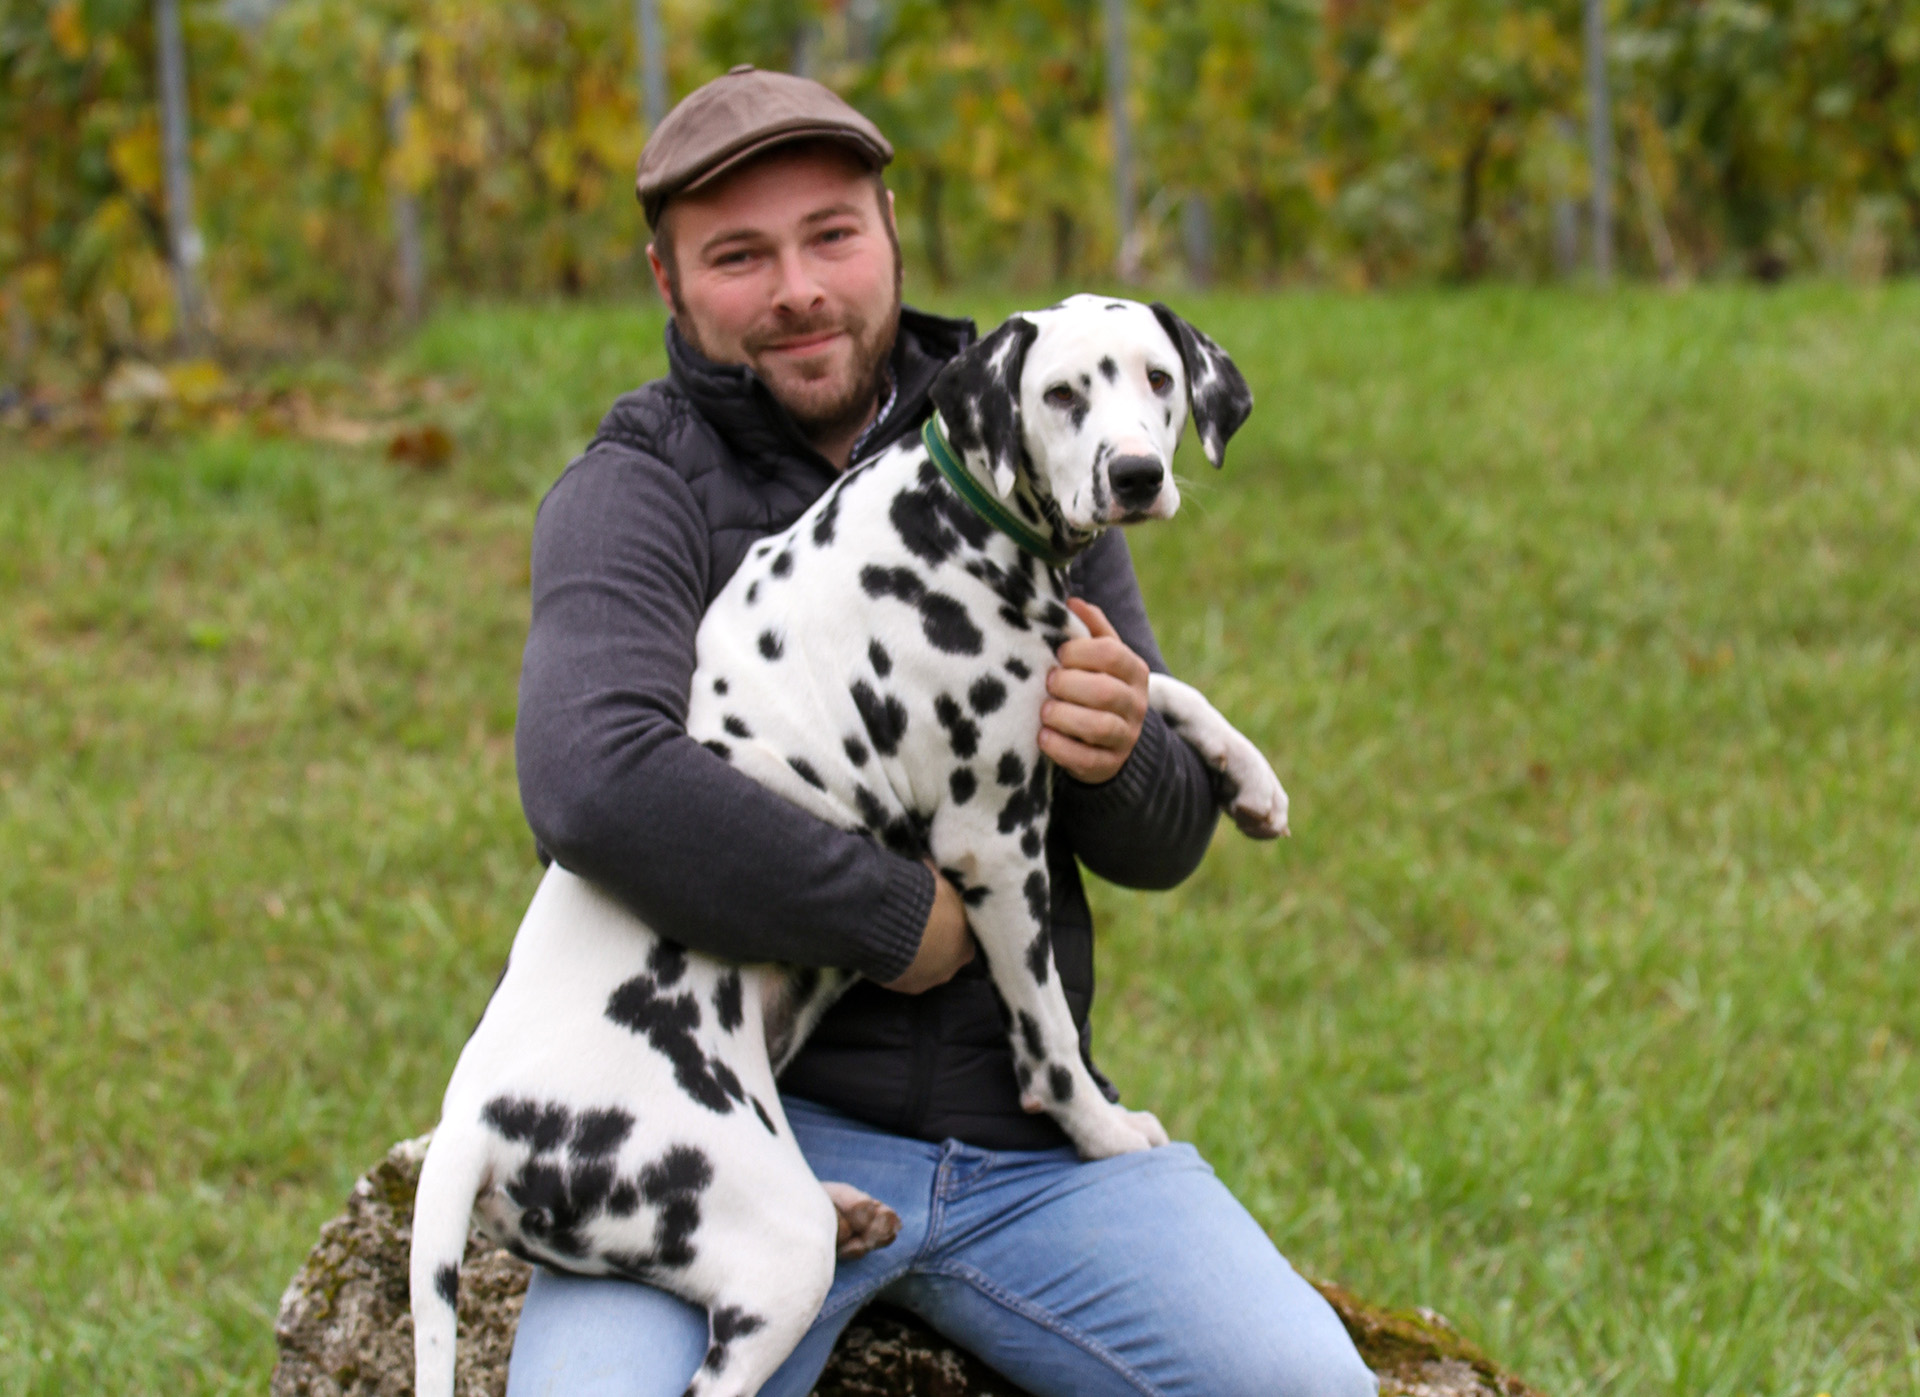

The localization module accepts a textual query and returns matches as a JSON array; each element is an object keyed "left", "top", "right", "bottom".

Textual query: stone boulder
[{"left": 272, "top": 1139, "right": 1542, "bottom": 1397}]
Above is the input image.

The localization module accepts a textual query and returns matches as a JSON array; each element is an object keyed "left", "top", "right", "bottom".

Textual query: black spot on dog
[
  {"left": 641, "top": 1144, "right": 714, "bottom": 1269},
  {"left": 950, "top": 767, "right": 977, "bottom": 804},
  {"left": 813, "top": 489, "right": 842, "bottom": 546},
  {"left": 861, "top": 564, "right": 926, "bottom": 605},
  {"left": 1005, "top": 657, "right": 1031, "bottom": 680},
  {"left": 1049, "top": 1064, "right": 1075, "bottom": 1101},
  {"left": 570, "top": 1107, "right": 635, "bottom": 1160},
  {"left": 770, "top": 550, "right": 793, "bottom": 578},
  {"left": 1105, "top": 301, "right": 1127, "bottom": 311},
  {"left": 702, "top": 739, "right": 731, "bottom": 761},
  {"left": 713, "top": 970, "right": 744, "bottom": 1032},
  {"left": 751, "top": 1095, "right": 777, "bottom": 1135},
  {"left": 997, "top": 752, "right": 1026, "bottom": 788},
  {"left": 1070, "top": 401, "right": 1089, "bottom": 431},
  {"left": 1024, "top": 869, "right": 1050, "bottom": 927},
  {"left": 999, "top": 605, "right": 1031, "bottom": 631},
  {"left": 851, "top": 680, "right": 908, "bottom": 756},
  {"left": 1022, "top": 828, "right": 1042, "bottom": 857},
  {"left": 434, "top": 1262, "right": 459, "bottom": 1308},
  {"left": 998, "top": 758, "right": 1052, "bottom": 834},
  {"left": 1099, "top": 356, "right": 1118, "bottom": 383},
  {"left": 1165, "top": 407, "right": 1173, "bottom": 426},
  {"left": 934, "top": 694, "right": 980, "bottom": 758},
  {"left": 723, "top": 714, "right": 752, "bottom": 739},
  {"left": 712, "top": 677, "right": 728, "bottom": 695},
  {"left": 1040, "top": 601, "right": 1069, "bottom": 630},
  {"left": 920, "top": 592, "right": 983, "bottom": 654},
  {"left": 787, "top": 755, "right": 825, "bottom": 790},
  {"left": 758, "top": 629, "right": 784, "bottom": 660},
  {"left": 868, "top": 639, "right": 892, "bottom": 677},
  {"left": 843, "top": 735, "right": 869, "bottom": 767},
  {"left": 1018, "top": 1010, "right": 1046, "bottom": 1060},
  {"left": 608, "top": 1181, "right": 640, "bottom": 1216},
  {"left": 1027, "top": 928, "right": 1051, "bottom": 985},
  {"left": 853, "top": 786, "right": 926, "bottom": 857},
  {"left": 703, "top": 1306, "right": 768, "bottom": 1375},
  {"left": 1017, "top": 1061, "right": 1034, "bottom": 1092},
  {"left": 968, "top": 674, "right": 1007, "bottom": 715},
  {"left": 746, "top": 581, "right": 759, "bottom": 605},
  {"left": 604, "top": 975, "right": 742, "bottom": 1115},
  {"left": 649, "top": 939, "right": 688, "bottom": 987},
  {"left": 713, "top": 1306, "right": 765, "bottom": 1343},
  {"left": 483, "top": 1096, "right": 573, "bottom": 1153},
  {"left": 891, "top": 488, "right": 960, "bottom": 567}
]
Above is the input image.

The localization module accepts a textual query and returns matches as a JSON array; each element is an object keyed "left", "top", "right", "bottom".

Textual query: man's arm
[
  {"left": 514, "top": 441, "right": 934, "bottom": 984},
  {"left": 1051, "top": 530, "right": 1223, "bottom": 890}
]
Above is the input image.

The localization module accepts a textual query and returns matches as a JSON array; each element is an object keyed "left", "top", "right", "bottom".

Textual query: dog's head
[{"left": 929, "top": 294, "right": 1253, "bottom": 539}]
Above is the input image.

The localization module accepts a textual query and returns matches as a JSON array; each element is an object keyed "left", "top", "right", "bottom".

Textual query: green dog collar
[{"left": 921, "top": 415, "right": 1076, "bottom": 569}]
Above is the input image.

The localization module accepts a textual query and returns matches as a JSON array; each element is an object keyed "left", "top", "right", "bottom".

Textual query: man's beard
[
  {"left": 740, "top": 296, "right": 901, "bottom": 443},
  {"left": 673, "top": 262, "right": 902, "bottom": 447}
]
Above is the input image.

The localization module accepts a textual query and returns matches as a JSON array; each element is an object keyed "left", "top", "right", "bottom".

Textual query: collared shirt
[{"left": 847, "top": 370, "right": 898, "bottom": 467}]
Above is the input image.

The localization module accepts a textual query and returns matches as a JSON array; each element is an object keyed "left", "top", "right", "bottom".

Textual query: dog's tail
[{"left": 410, "top": 1123, "right": 487, "bottom": 1397}]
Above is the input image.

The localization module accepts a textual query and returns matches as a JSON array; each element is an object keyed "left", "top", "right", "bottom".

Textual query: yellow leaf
[
  {"left": 109, "top": 125, "right": 164, "bottom": 200},
  {"left": 166, "top": 360, "right": 231, "bottom": 409},
  {"left": 50, "top": 0, "right": 87, "bottom": 61}
]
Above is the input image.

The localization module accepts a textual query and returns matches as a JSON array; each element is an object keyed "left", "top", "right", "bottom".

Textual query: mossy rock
[{"left": 271, "top": 1139, "right": 1543, "bottom": 1397}]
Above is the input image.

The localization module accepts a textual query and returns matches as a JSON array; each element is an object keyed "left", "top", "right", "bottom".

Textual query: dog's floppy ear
[
  {"left": 1150, "top": 302, "right": 1252, "bottom": 468},
  {"left": 929, "top": 315, "right": 1040, "bottom": 498}
]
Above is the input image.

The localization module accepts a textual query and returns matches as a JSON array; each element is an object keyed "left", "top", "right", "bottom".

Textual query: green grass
[{"left": 4, "top": 285, "right": 1918, "bottom": 1395}]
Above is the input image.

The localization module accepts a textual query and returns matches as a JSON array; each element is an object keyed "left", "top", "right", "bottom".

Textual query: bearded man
[{"left": 505, "top": 64, "right": 1376, "bottom": 1397}]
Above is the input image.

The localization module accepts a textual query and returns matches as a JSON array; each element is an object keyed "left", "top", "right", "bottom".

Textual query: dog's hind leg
[{"left": 676, "top": 1187, "right": 840, "bottom": 1397}]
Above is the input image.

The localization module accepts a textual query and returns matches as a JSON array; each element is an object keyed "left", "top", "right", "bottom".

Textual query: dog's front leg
[
  {"left": 1148, "top": 673, "right": 1290, "bottom": 838},
  {"left": 931, "top": 802, "right": 1167, "bottom": 1160}
]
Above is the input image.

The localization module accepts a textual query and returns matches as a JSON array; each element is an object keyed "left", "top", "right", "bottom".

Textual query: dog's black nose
[{"left": 1108, "top": 454, "right": 1165, "bottom": 511}]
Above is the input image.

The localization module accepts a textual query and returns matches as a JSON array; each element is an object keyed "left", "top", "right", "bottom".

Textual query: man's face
[{"left": 649, "top": 145, "right": 901, "bottom": 444}]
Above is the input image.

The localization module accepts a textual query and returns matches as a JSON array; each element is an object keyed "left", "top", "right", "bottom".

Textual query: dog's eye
[
  {"left": 1147, "top": 369, "right": 1174, "bottom": 394},
  {"left": 1043, "top": 384, "right": 1077, "bottom": 409}
]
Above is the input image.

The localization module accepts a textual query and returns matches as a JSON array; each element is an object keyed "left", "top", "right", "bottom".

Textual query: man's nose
[
  {"left": 770, "top": 244, "right": 826, "bottom": 313},
  {"left": 1108, "top": 453, "right": 1165, "bottom": 511}
]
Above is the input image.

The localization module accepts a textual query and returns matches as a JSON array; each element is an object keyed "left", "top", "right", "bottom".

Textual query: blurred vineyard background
[{"left": 3, "top": 0, "right": 1918, "bottom": 384}]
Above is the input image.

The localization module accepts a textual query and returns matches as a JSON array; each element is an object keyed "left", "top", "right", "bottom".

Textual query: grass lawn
[{"left": 3, "top": 284, "right": 1917, "bottom": 1396}]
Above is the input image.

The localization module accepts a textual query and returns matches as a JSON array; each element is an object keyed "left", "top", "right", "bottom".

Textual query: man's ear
[
  {"left": 1150, "top": 302, "right": 1253, "bottom": 467},
  {"left": 929, "top": 315, "right": 1039, "bottom": 498}
]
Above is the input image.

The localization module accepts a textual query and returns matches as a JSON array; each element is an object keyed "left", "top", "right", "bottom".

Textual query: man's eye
[
  {"left": 1147, "top": 369, "right": 1173, "bottom": 393},
  {"left": 1044, "top": 385, "right": 1077, "bottom": 408}
]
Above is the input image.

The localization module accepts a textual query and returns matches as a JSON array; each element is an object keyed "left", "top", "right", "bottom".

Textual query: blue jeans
[{"left": 507, "top": 1097, "right": 1376, "bottom": 1397}]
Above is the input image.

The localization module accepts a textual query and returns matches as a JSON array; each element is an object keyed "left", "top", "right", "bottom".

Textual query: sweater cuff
[
  {"left": 1057, "top": 706, "right": 1173, "bottom": 814},
  {"left": 853, "top": 856, "right": 935, "bottom": 984}
]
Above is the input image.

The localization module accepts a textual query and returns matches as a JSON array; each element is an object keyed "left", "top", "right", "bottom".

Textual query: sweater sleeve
[
  {"left": 1052, "top": 530, "right": 1222, "bottom": 890},
  {"left": 514, "top": 443, "right": 932, "bottom": 983}
]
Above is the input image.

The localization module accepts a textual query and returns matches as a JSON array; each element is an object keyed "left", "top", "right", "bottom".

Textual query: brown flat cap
[{"left": 636, "top": 65, "right": 892, "bottom": 228}]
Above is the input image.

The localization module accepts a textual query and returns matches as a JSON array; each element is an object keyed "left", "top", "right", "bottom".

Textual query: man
[{"left": 507, "top": 65, "right": 1375, "bottom": 1397}]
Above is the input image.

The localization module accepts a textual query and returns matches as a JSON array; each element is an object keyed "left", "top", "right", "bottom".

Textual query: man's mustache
[{"left": 743, "top": 313, "right": 865, "bottom": 355}]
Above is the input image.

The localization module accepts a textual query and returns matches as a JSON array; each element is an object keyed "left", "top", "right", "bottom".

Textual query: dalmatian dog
[{"left": 410, "top": 295, "right": 1289, "bottom": 1397}]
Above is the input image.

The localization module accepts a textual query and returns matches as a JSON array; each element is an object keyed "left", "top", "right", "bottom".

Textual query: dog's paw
[
  {"left": 824, "top": 1182, "right": 901, "bottom": 1259},
  {"left": 1070, "top": 1101, "right": 1169, "bottom": 1160},
  {"left": 1221, "top": 733, "right": 1289, "bottom": 840}
]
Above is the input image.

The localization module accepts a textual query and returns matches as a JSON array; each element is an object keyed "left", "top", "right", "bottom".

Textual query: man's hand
[
  {"left": 882, "top": 862, "right": 976, "bottom": 994},
  {"left": 1039, "top": 598, "right": 1149, "bottom": 786}
]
